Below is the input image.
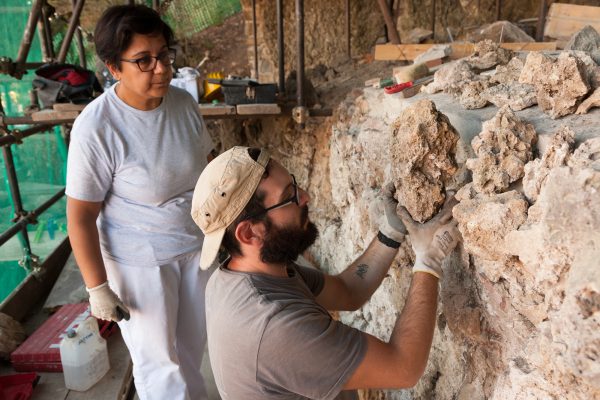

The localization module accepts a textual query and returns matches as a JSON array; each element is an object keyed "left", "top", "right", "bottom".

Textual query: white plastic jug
[{"left": 60, "top": 317, "right": 110, "bottom": 391}]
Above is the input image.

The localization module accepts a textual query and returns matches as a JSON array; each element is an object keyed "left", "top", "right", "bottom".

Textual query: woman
[{"left": 66, "top": 5, "right": 214, "bottom": 400}]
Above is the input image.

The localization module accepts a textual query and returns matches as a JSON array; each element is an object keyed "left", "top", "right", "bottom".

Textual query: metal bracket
[
  {"left": 11, "top": 129, "right": 24, "bottom": 144},
  {"left": 19, "top": 251, "right": 41, "bottom": 276},
  {"left": 0, "top": 57, "right": 15, "bottom": 76},
  {"left": 11, "top": 210, "right": 36, "bottom": 224},
  {"left": 292, "top": 106, "right": 309, "bottom": 125}
]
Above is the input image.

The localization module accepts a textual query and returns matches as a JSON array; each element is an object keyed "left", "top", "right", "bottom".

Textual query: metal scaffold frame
[{"left": 0, "top": 0, "right": 86, "bottom": 275}]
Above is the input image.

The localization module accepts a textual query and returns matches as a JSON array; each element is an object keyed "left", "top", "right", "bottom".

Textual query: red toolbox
[{"left": 10, "top": 302, "right": 117, "bottom": 372}]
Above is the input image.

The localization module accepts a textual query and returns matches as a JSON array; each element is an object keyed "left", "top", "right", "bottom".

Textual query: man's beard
[{"left": 260, "top": 206, "right": 319, "bottom": 265}]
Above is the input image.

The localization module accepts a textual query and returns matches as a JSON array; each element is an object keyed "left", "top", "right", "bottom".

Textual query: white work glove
[
  {"left": 86, "top": 281, "right": 130, "bottom": 322},
  {"left": 398, "top": 195, "right": 461, "bottom": 279},
  {"left": 379, "top": 182, "right": 407, "bottom": 244}
]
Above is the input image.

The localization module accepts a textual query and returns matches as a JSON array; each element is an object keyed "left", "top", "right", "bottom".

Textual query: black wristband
[{"left": 377, "top": 231, "right": 401, "bottom": 249}]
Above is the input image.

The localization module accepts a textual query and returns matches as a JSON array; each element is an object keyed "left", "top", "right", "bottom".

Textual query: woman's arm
[{"left": 66, "top": 196, "right": 106, "bottom": 287}]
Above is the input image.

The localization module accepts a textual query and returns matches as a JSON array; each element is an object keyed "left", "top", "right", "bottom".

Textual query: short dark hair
[
  {"left": 94, "top": 5, "right": 174, "bottom": 69},
  {"left": 220, "top": 148, "right": 269, "bottom": 257}
]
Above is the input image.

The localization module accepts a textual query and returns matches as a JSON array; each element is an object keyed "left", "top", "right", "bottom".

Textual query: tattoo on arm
[{"left": 355, "top": 264, "right": 369, "bottom": 279}]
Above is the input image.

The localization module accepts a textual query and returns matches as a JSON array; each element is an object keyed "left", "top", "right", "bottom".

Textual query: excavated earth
[{"left": 208, "top": 51, "right": 600, "bottom": 400}]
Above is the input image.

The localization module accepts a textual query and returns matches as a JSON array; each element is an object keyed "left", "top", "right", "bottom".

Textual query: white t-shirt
[{"left": 66, "top": 85, "right": 214, "bottom": 266}]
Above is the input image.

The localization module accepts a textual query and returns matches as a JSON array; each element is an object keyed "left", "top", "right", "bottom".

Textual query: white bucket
[{"left": 60, "top": 317, "right": 110, "bottom": 391}]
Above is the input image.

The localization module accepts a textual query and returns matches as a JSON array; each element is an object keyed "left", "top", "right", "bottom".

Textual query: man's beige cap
[{"left": 191, "top": 146, "right": 270, "bottom": 270}]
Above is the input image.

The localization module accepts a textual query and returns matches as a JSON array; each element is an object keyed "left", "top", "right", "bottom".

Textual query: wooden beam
[
  {"left": 377, "top": 0, "right": 400, "bottom": 44},
  {"left": 198, "top": 104, "right": 235, "bottom": 116},
  {"left": 544, "top": 3, "right": 600, "bottom": 41},
  {"left": 236, "top": 103, "right": 281, "bottom": 115},
  {"left": 374, "top": 42, "right": 558, "bottom": 61},
  {"left": 0, "top": 238, "right": 71, "bottom": 322}
]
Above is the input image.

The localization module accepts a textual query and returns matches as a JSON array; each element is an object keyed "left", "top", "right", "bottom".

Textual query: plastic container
[{"left": 59, "top": 317, "right": 110, "bottom": 391}]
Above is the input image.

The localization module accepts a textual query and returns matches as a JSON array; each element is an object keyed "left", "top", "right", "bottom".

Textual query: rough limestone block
[
  {"left": 413, "top": 44, "right": 451, "bottom": 65},
  {"left": 467, "top": 21, "right": 535, "bottom": 44},
  {"left": 422, "top": 59, "right": 477, "bottom": 95},
  {"left": 565, "top": 25, "right": 600, "bottom": 65},
  {"left": 519, "top": 52, "right": 591, "bottom": 119},
  {"left": 490, "top": 57, "right": 525, "bottom": 84},
  {"left": 523, "top": 126, "right": 575, "bottom": 202},
  {"left": 389, "top": 99, "right": 459, "bottom": 222},
  {"left": 466, "top": 39, "right": 514, "bottom": 70},
  {"left": 504, "top": 165, "right": 600, "bottom": 392},
  {"left": 566, "top": 50, "right": 600, "bottom": 89},
  {"left": 402, "top": 27, "right": 433, "bottom": 44},
  {"left": 466, "top": 106, "right": 537, "bottom": 194},
  {"left": 569, "top": 136, "right": 600, "bottom": 171},
  {"left": 482, "top": 82, "right": 537, "bottom": 111},
  {"left": 459, "top": 79, "right": 494, "bottom": 110},
  {"left": 576, "top": 87, "right": 600, "bottom": 114},
  {"left": 453, "top": 187, "right": 528, "bottom": 262}
]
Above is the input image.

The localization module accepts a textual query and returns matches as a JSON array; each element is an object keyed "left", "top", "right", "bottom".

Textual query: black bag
[{"left": 32, "top": 63, "right": 102, "bottom": 109}]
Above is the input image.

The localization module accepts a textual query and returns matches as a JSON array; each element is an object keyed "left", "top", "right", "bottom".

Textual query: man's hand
[
  {"left": 379, "top": 182, "right": 407, "bottom": 243},
  {"left": 398, "top": 195, "right": 461, "bottom": 279},
  {"left": 86, "top": 281, "right": 130, "bottom": 322}
]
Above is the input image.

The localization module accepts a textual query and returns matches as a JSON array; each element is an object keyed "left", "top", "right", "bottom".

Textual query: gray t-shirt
[
  {"left": 66, "top": 85, "right": 214, "bottom": 266},
  {"left": 206, "top": 263, "right": 367, "bottom": 400}
]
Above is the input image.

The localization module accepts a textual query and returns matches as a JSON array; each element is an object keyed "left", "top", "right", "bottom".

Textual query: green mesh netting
[
  {"left": 0, "top": 0, "right": 69, "bottom": 302},
  {"left": 161, "top": 0, "right": 241, "bottom": 38}
]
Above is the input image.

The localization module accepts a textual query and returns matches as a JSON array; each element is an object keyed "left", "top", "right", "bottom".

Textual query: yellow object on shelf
[{"left": 203, "top": 72, "right": 224, "bottom": 101}]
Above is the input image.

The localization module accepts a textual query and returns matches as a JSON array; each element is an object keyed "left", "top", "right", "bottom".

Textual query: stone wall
[{"left": 207, "top": 58, "right": 600, "bottom": 398}]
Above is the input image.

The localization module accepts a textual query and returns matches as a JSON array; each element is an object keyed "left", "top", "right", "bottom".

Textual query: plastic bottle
[{"left": 60, "top": 317, "right": 110, "bottom": 391}]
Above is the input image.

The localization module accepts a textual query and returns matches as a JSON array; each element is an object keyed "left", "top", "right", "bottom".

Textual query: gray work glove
[
  {"left": 379, "top": 182, "right": 408, "bottom": 243},
  {"left": 86, "top": 281, "right": 130, "bottom": 322},
  {"left": 398, "top": 195, "right": 461, "bottom": 279}
]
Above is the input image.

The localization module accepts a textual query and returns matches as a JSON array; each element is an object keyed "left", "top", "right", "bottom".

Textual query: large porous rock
[
  {"left": 565, "top": 25, "right": 600, "bottom": 65},
  {"left": 482, "top": 82, "right": 537, "bottom": 111},
  {"left": 523, "top": 126, "right": 575, "bottom": 202},
  {"left": 519, "top": 52, "right": 591, "bottom": 119},
  {"left": 566, "top": 50, "right": 600, "bottom": 89},
  {"left": 467, "top": 21, "right": 535, "bottom": 43},
  {"left": 389, "top": 99, "right": 459, "bottom": 222},
  {"left": 459, "top": 79, "right": 494, "bottom": 109},
  {"left": 454, "top": 186, "right": 529, "bottom": 263},
  {"left": 504, "top": 164, "right": 600, "bottom": 397},
  {"left": 402, "top": 27, "right": 433, "bottom": 44},
  {"left": 0, "top": 313, "right": 26, "bottom": 359},
  {"left": 490, "top": 57, "right": 524, "bottom": 84},
  {"left": 466, "top": 106, "right": 537, "bottom": 195},
  {"left": 466, "top": 39, "right": 514, "bottom": 70},
  {"left": 569, "top": 137, "right": 600, "bottom": 171},
  {"left": 422, "top": 59, "right": 477, "bottom": 95}
]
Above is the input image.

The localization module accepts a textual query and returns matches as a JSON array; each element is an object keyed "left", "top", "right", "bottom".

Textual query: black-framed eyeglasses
[
  {"left": 120, "top": 48, "right": 176, "bottom": 72},
  {"left": 243, "top": 174, "right": 299, "bottom": 220}
]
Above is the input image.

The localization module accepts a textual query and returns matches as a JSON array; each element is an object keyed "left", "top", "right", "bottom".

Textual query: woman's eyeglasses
[{"left": 120, "top": 48, "right": 176, "bottom": 72}]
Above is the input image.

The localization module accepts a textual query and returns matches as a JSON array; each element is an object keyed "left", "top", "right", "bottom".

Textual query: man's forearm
[
  {"left": 338, "top": 237, "right": 399, "bottom": 309},
  {"left": 390, "top": 272, "right": 438, "bottom": 380}
]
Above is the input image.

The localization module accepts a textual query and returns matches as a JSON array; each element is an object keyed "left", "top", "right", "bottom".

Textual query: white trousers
[{"left": 104, "top": 250, "right": 211, "bottom": 400}]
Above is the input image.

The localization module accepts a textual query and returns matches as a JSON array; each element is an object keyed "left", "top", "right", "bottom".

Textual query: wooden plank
[
  {"left": 52, "top": 103, "right": 86, "bottom": 112},
  {"left": 31, "top": 109, "right": 80, "bottom": 122},
  {"left": 198, "top": 104, "right": 236, "bottom": 116},
  {"left": 236, "top": 103, "right": 281, "bottom": 115},
  {"left": 0, "top": 239, "right": 71, "bottom": 322},
  {"left": 374, "top": 42, "right": 558, "bottom": 61},
  {"left": 544, "top": 3, "right": 600, "bottom": 41}
]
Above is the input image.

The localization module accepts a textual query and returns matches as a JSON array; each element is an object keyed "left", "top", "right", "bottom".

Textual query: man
[{"left": 191, "top": 146, "right": 460, "bottom": 399}]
